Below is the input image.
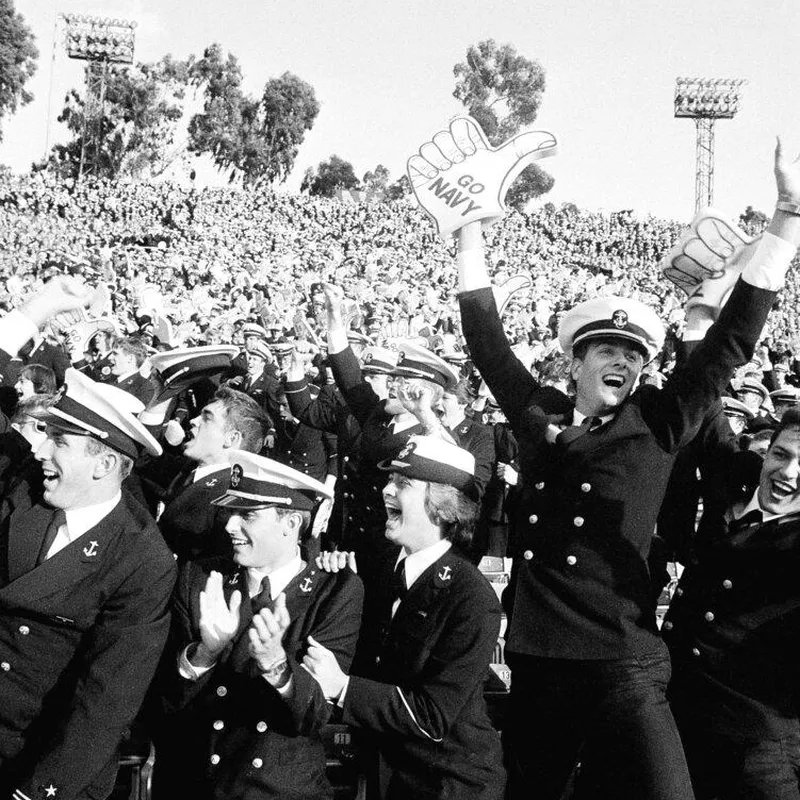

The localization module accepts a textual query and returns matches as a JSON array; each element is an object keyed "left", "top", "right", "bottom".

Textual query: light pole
[
  {"left": 60, "top": 14, "right": 137, "bottom": 180},
  {"left": 674, "top": 77, "right": 746, "bottom": 214}
]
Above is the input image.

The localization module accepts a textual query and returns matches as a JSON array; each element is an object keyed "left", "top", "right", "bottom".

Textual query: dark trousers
[
  {"left": 671, "top": 681, "right": 800, "bottom": 800},
  {"left": 504, "top": 651, "right": 694, "bottom": 800}
]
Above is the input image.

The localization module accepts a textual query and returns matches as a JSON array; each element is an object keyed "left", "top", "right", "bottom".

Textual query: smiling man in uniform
[
  {"left": 0, "top": 276, "right": 176, "bottom": 800},
  {"left": 664, "top": 408, "right": 800, "bottom": 798},
  {"left": 423, "top": 124, "right": 800, "bottom": 798},
  {"left": 157, "top": 451, "right": 363, "bottom": 800}
]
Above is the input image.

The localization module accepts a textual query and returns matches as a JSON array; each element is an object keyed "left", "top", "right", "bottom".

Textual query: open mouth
[
  {"left": 603, "top": 374, "right": 625, "bottom": 388},
  {"left": 229, "top": 536, "right": 250, "bottom": 549},
  {"left": 770, "top": 479, "right": 796, "bottom": 501},
  {"left": 42, "top": 468, "right": 59, "bottom": 487},
  {"left": 385, "top": 503, "right": 401, "bottom": 523}
]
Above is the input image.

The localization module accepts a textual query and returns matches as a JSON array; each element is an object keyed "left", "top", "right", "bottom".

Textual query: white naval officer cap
[
  {"left": 722, "top": 396, "right": 755, "bottom": 421},
  {"left": 378, "top": 435, "right": 476, "bottom": 497},
  {"left": 35, "top": 368, "right": 162, "bottom": 458},
  {"left": 360, "top": 345, "right": 398, "bottom": 375},
  {"left": 769, "top": 386, "right": 800, "bottom": 406},
  {"left": 558, "top": 296, "right": 665, "bottom": 361},
  {"left": 211, "top": 450, "right": 333, "bottom": 511},
  {"left": 393, "top": 341, "right": 460, "bottom": 390}
]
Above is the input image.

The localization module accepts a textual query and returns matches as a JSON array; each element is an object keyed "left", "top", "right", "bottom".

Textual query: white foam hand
[
  {"left": 660, "top": 208, "right": 756, "bottom": 295},
  {"left": 407, "top": 116, "right": 557, "bottom": 238}
]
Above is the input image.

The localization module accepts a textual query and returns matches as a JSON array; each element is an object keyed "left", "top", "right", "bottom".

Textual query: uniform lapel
[
  {"left": 1, "top": 500, "right": 126, "bottom": 602},
  {"left": 392, "top": 552, "right": 455, "bottom": 628},
  {"left": 6, "top": 503, "right": 53, "bottom": 583}
]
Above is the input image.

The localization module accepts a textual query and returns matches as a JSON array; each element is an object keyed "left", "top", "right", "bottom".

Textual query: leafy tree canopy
[
  {"left": 453, "top": 38, "right": 552, "bottom": 210},
  {"left": 0, "top": 0, "right": 37, "bottom": 141}
]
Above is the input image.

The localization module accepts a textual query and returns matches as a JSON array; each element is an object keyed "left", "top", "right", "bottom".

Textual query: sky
[{"left": 4, "top": 0, "right": 800, "bottom": 223}]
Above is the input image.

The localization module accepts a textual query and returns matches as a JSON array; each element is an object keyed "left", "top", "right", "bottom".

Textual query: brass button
[
  {"left": 528, "top": 514, "right": 538, "bottom": 524},
  {"left": 18, "top": 625, "right": 29, "bottom": 635},
  {"left": 523, "top": 550, "right": 534, "bottom": 561},
  {"left": 692, "top": 648, "right": 700, "bottom": 657},
  {"left": 0, "top": 662, "right": 9, "bottom": 672},
  {"left": 566, "top": 555, "right": 577, "bottom": 566},
  {"left": 704, "top": 611, "right": 715, "bottom": 622},
  {"left": 210, "top": 754, "right": 220, "bottom": 765},
  {"left": 535, "top": 482, "right": 545, "bottom": 490},
  {"left": 662, "top": 621, "right": 673, "bottom": 631},
  {"left": 722, "top": 579, "right": 732, "bottom": 590},
  {"left": 213, "top": 720, "right": 224, "bottom": 730},
  {"left": 252, "top": 758, "right": 263, "bottom": 768},
  {"left": 675, "top": 588, "right": 684, "bottom": 597},
  {"left": 216, "top": 686, "right": 227, "bottom": 697},
  {"left": 581, "top": 483, "right": 591, "bottom": 493},
  {"left": 256, "top": 721, "right": 267, "bottom": 733},
  {"left": 573, "top": 516, "right": 585, "bottom": 527}
]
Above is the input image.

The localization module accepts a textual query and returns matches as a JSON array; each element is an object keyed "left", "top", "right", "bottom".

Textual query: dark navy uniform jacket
[
  {"left": 284, "top": 380, "right": 361, "bottom": 546},
  {"left": 158, "top": 466, "right": 233, "bottom": 563},
  {"left": 115, "top": 371, "right": 155, "bottom": 405},
  {"left": 327, "top": 347, "right": 423, "bottom": 570},
  {"left": 665, "top": 508, "right": 800, "bottom": 740},
  {"left": 448, "top": 415, "right": 495, "bottom": 501},
  {"left": 0, "top": 487, "right": 176, "bottom": 800},
  {"left": 343, "top": 548, "right": 504, "bottom": 800},
  {"left": 160, "top": 558, "right": 364, "bottom": 800},
  {"left": 459, "top": 279, "right": 775, "bottom": 661}
]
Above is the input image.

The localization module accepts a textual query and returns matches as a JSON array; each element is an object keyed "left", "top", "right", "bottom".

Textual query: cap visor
[{"left": 30, "top": 410, "right": 90, "bottom": 437}]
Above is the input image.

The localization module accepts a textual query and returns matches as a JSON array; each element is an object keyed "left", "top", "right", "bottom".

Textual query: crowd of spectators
[{"left": 0, "top": 171, "right": 797, "bottom": 370}]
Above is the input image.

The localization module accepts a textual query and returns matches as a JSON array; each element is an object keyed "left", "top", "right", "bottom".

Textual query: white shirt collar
[
  {"left": 63, "top": 492, "right": 122, "bottom": 541},
  {"left": 194, "top": 463, "right": 229, "bottom": 483},
  {"left": 115, "top": 369, "right": 139, "bottom": 384},
  {"left": 246, "top": 550, "right": 304, "bottom": 598},
  {"left": 398, "top": 539, "right": 452, "bottom": 590},
  {"left": 572, "top": 408, "right": 614, "bottom": 427},
  {"left": 391, "top": 413, "right": 419, "bottom": 434},
  {"left": 735, "top": 489, "right": 782, "bottom": 523}
]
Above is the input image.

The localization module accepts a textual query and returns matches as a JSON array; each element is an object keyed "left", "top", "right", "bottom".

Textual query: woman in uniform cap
[{"left": 305, "top": 435, "right": 505, "bottom": 800}]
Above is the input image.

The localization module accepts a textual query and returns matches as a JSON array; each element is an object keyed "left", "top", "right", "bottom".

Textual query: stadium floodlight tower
[
  {"left": 674, "top": 77, "right": 746, "bottom": 214},
  {"left": 60, "top": 14, "right": 137, "bottom": 180}
]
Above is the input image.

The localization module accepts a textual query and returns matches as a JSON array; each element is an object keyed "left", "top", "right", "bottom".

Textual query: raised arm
[
  {"left": 648, "top": 138, "right": 800, "bottom": 451},
  {"left": 457, "top": 222, "right": 572, "bottom": 429},
  {"left": 322, "top": 283, "right": 386, "bottom": 426}
]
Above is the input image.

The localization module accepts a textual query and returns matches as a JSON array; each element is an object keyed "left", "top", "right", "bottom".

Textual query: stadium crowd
[{"left": 1, "top": 128, "right": 800, "bottom": 800}]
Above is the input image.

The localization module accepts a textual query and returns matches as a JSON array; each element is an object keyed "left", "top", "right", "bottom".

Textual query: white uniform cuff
[
  {"left": 328, "top": 329, "right": 348, "bottom": 355},
  {"left": 0, "top": 309, "right": 38, "bottom": 357},
  {"left": 336, "top": 675, "right": 351, "bottom": 708},
  {"left": 178, "top": 645, "right": 215, "bottom": 680},
  {"left": 741, "top": 231, "right": 798, "bottom": 291},
  {"left": 457, "top": 248, "right": 491, "bottom": 293}
]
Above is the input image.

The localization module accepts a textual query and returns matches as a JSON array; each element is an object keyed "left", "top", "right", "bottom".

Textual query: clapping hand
[
  {"left": 248, "top": 592, "right": 291, "bottom": 673},
  {"left": 197, "top": 571, "right": 242, "bottom": 664}
]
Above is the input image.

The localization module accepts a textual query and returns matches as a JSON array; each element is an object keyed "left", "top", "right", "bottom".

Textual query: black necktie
[
  {"left": 252, "top": 575, "right": 273, "bottom": 612},
  {"left": 37, "top": 509, "right": 67, "bottom": 565},
  {"left": 558, "top": 416, "right": 600, "bottom": 446},
  {"left": 392, "top": 559, "right": 407, "bottom": 604},
  {"left": 730, "top": 509, "right": 764, "bottom": 533}
]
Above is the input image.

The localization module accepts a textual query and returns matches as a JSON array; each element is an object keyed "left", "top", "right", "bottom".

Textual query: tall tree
[
  {"left": 362, "top": 164, "right": 390, "bottom": 195},
  {"left": 45, "top": 55, "right": 191, "bottom": 180},
  {"left": 453, "top": 39, "right": 552, "bottom": 210},
  {"left": 188, "top": 45, "right": 319, "bottom": 187},
  {"left": 0, "top": 0, "right": 37, "bottom": 140},
  {"left": 306, "top": 155, "right": 359, "bottom": 197}
]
